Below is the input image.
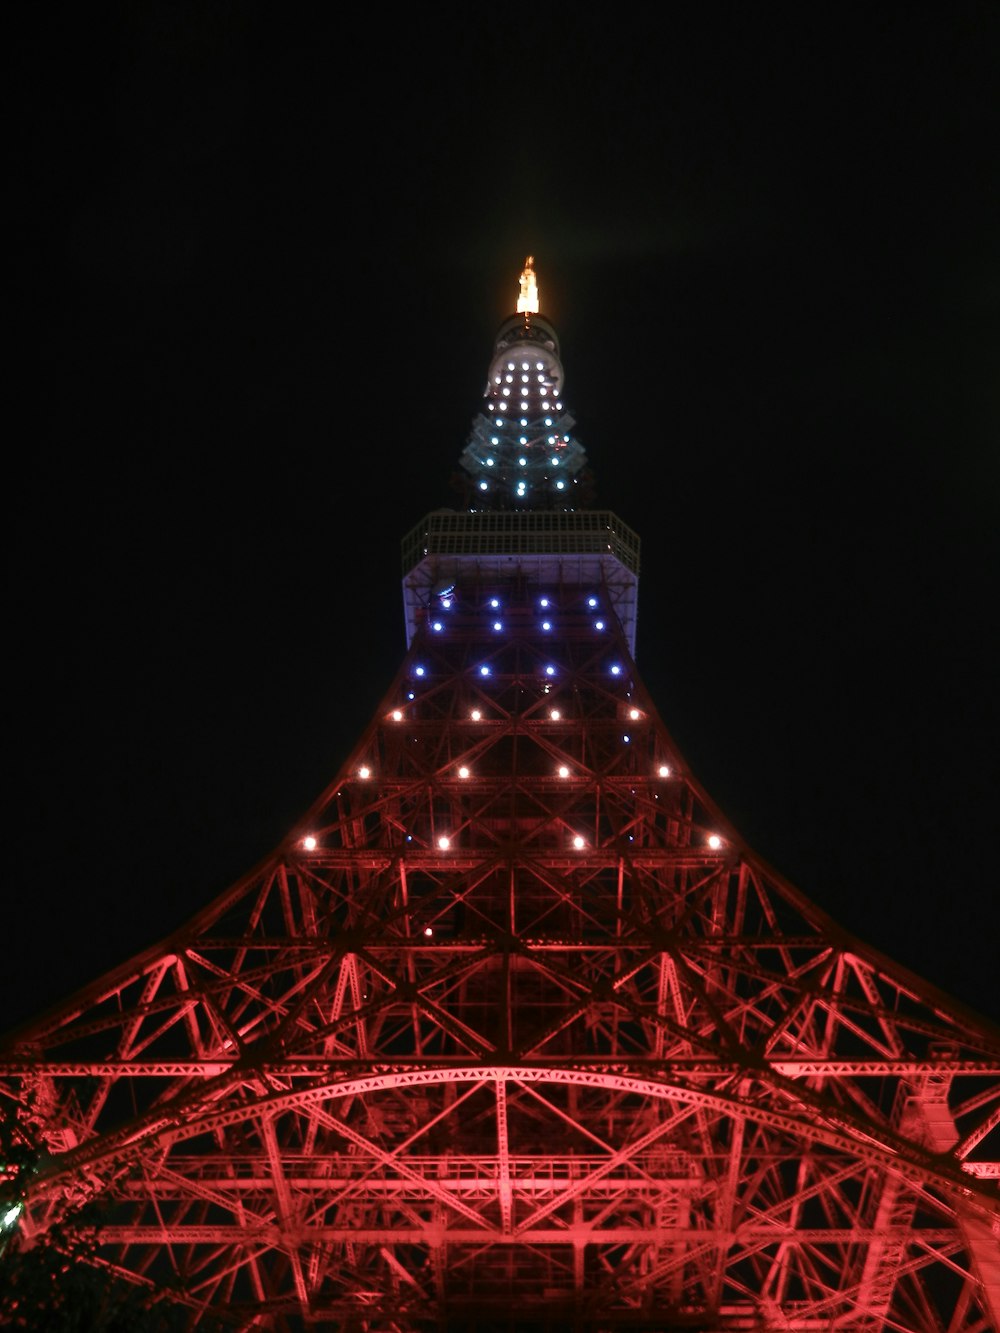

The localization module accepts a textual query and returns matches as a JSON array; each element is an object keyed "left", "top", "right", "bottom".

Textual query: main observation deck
[{"left": 401, "top": 509, "right": 640, "bottom": 654}]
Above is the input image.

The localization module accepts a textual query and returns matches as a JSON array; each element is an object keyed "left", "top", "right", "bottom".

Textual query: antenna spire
[{"left": 516, "top": 255, "right": 539, "bottom": 315}]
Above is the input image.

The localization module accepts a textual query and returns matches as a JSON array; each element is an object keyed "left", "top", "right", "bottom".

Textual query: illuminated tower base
[{"left": 2, "top": 263, "right": 998, "bottom": 1332}]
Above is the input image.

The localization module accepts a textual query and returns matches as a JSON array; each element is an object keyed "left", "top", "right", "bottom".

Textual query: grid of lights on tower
[
  {"left": 300, "top": 591, "right": 723, "bottom": 856},
  {"left": 459, "top": 343, "right": 589, "bottom": 506}
]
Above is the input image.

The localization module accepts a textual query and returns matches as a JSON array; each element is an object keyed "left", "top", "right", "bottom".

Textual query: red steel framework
[{"left": 2, "top": 276, "right": 999, "bottom": 1332}]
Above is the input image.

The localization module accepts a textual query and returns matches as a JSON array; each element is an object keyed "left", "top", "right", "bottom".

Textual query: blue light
[
  {"left": 556, "top": 481, "right": 565, "bottom": 490},
  {"left": 587, "top": 597, "right": 598, "bottom": 608},
  {"left": 542, "top": 621, "right": 552, "bottom": 631},
  {"left": 623, "top": 734, "right": 631, "bottom": 743},
  {"left": 519, "top": 437, "right": 527, "bottom": 446},
  {"left": 480, "top": 665, "right": 491, "bottom": 676},
  {"left": 486, "top": 458, "right": 495, "bottom": 466},
  {"left": 539, "top": 598, "right": 550, "bottom": 607},
  {"left": 610, "top": 665, "right": 622, "bottom": 676},
  {"left": 407, "top": 691, "right": 415, "bottom": 699},
  {"left": 545, "top": 665, "right": 556, "bottom": 676},
  {"left": 595, "top": 620, "right": 605, "bottom": 631},
  {"left": 518, "top": 457, "right": 527, "bottom": 466},
  {"left": 432, "top": 621, "right": 443, "bottom": 632},
  {"left": 479, "top": 481, "right": 488, "bottom": 491},
  {"left": 493, "top": 620, "right": 503, "bottom": 631},
  {"left": 489, "top": 598, "right": 500, "bottom": 608},
  {"left": 491, "top": 437, "right": 499, "bottom": 445},
  {"left": 415, "top": 666, "right": 426, "bottom": 677}
]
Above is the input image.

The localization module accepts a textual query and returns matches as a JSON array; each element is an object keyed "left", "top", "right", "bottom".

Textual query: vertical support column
[
  {"left": 496, "top": 1079, "right": 513, "bottom": 1236},
  {"left": 911, "top": 1049, "right": 1000, "bottom": 1328}
]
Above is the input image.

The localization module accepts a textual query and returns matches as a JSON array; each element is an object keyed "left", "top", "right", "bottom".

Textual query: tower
[{"left": 2, "top": 261, "right": 998, "bottom": 1331}]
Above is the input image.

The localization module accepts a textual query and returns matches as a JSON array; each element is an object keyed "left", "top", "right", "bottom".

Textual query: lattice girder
[{"left": 3, "top": 571, "right": 998, "bottom": 1330}]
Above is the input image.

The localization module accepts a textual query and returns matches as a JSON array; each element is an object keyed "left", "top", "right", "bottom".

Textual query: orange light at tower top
[{"left": 516, "top": 254, "right": 539, "bottom": 314}]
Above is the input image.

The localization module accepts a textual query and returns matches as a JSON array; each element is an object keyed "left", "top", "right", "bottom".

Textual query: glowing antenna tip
[{"left": 517, "top": 256, "right": 539, "bottom": 315}]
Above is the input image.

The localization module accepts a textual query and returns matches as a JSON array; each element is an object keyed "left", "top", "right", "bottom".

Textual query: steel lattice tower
[{"left": 2, "top": 261, "right": 999, "bottom": 1331}]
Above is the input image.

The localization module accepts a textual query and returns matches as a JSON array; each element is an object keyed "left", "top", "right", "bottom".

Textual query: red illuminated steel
[{"left": 2, "top": 588, "right": 997, "bottom": 1329}]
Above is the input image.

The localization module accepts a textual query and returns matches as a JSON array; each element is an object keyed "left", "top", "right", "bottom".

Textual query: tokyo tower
[{"left": 2, "top": 259, "right": 998, "bottom": 1331}]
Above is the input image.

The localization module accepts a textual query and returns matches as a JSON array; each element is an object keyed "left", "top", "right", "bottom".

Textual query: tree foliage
[{"left": 0, "top": 1099, "right": 207, "bottom": 1331}]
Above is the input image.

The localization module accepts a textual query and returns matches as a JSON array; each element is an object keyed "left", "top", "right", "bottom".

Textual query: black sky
[{"left": 9, "top": 5, "right": 999, "bottom": 1031}]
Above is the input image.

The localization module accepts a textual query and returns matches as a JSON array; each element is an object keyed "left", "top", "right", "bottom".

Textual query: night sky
[{"left": 9, "top": 6, "right": 999, "bottom": 1032}]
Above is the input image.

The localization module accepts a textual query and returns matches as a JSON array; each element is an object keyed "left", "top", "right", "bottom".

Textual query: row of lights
[
  {"left": 495, "top": 387, "right": 559, "bottom": 409},
  {"left": 300, "top": 826, "right": 724, "bottom": 853},
  {"left": 430, "top": 593, "right": 600, "bottom": 614},
  {"left": 485, "top": 595, "right": 597, "bottom": 609},
  {"left": 430, "top": 616, "right": 604, "bottom": 634},
  {"left": 488, "top": 389, "right": 566, "bottom": 411},
  {"left": 478, "top": 439, "right": 570, "bottom": 466},
  {"left": 409, "top": 661, "right": 624, "bottom": 680},
  {"left": 392, "top": 705, "right": 640, "bottom": 724},
  {"left": 477, "top": 478, "right": 571, "bottom": 493},
  {"left": 351, "top": 757, "right": 671, "bottom": 781},
  {"left": 488, "top": 402, "right": 564, "bottom": 414},
  {"left": 488, "top": 412, "right": 564, "bottom": 425}
]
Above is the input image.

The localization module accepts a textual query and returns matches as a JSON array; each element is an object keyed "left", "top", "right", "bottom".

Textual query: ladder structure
[{"left": 2, "top": 261, "right": 998, "bottom": 1331}]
